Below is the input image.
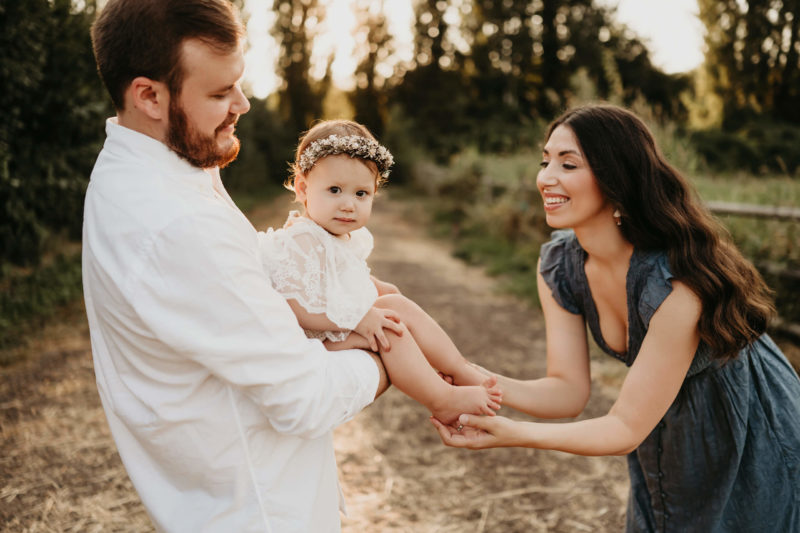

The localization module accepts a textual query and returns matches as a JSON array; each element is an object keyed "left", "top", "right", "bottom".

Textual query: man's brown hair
[{"left": 91, "top": 0, "right": 244, "bottom": 110}]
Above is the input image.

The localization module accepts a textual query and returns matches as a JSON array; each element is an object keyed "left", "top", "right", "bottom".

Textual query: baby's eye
[
  {"left": 328, "top": 186, "right": 341, "bottom": 194},
  {"left": 356, "top": 190, "right": 370, "bottom": 198}
]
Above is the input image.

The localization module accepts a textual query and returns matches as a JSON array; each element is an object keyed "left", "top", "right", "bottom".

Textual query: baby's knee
[{"left": 374, "top": 293, "right": 411, "bottom": 311}]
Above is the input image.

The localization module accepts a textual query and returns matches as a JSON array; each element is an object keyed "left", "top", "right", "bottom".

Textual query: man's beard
[{"left": 166, "top": 99, "right": 240, "bottom": 169}]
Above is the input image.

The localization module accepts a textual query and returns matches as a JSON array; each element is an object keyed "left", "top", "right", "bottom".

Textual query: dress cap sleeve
[
  {"left": 348, "top": 227, "right": 374, "bottom": 261},
  {"left": 636, "top": 251, "right": 674, "bottom": 328},
  {"left": 539, "top": 230, "right": 581, "bottom": 315}
]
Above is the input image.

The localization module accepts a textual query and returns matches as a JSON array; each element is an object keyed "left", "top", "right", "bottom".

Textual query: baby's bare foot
[{"left": 430, "top": 376, "right": 502, "bottom": 425}]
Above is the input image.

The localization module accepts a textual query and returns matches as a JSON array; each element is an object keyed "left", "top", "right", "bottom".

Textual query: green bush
[
  {"left": 0, "top": 0, "right": 109, "bottom": 267},
  {"left": 413, "top": 144, "right": 800, "bottom": 330},
  {"left": 0, "top": 253, "right": 83, "bottom": 361},
  {"left": 691, "top": 120, "right": 800, "bottom": 176}
]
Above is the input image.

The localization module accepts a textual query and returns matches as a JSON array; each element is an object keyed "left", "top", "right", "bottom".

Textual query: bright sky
[
  {"left": 243, "top": 0, "right": 705, "bottom": 99},
  {"left": 596, "top": 0, "right": 705, "bottom": 74}
]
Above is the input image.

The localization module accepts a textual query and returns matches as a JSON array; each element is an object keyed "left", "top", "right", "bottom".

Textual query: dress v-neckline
[{"left": 577, "top": 246, "right": 638, "bottom": 362}]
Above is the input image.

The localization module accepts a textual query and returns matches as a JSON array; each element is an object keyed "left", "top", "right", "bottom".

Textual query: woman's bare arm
[{"left": 433, "top": 280, "right": 701, "bottom": 456}]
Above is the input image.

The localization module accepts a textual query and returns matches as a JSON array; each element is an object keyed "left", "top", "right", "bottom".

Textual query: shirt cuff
[{"left": 332, "top": 348, "right": 379, "bottom": 418}]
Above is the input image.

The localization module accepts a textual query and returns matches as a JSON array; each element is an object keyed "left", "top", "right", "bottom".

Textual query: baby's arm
[
  {"left": 288, "top": 298, "right": 403, "bottom": 353},
  {"left": 286, "top": 299, "right": 347, "bottom": 332}
]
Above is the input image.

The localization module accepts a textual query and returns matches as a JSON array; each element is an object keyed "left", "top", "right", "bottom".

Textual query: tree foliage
[
  {"left": 0, "top": 0, "right": 110, "bottom": 267},
  {"left": 698, "top": 0, "right": 800, "bottom": 127},
  {"left": 381, "top": 0, "right": 689, "bottom": 159},
  {"left": 348, "top": 0, "right": 393, "bottom": 138},
  {"left": 272, "top": 0, "right": 330, "bottom": 133}
]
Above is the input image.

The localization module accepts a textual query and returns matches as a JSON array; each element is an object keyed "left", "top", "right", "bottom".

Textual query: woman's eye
[
  {"left": 563, "top": 163, "right": 576, "bottom": 170},
  {"left": 539, "top": 160, "right": 549, "bottom": 169}
]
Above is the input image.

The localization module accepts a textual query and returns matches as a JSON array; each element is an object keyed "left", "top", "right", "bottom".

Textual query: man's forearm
[{"left": 369, "top": 351, "right": 391, "bottom": 399}]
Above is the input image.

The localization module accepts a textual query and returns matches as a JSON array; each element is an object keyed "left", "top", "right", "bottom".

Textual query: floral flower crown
[{"left": 297, "top": 134, "right": 394, "bottom": 180}]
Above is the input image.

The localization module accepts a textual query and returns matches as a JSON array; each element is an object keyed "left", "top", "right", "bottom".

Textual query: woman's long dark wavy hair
[{"left": 548, "top": 104, "right": 774, "bottom": 361}]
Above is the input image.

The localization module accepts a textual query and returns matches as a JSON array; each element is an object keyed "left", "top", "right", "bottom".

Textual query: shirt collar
[{"left": 101, "top": 117, "right": 214, "bottom": 193}]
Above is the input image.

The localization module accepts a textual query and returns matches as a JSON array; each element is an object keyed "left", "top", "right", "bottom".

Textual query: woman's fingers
[
  {"left": 437, "top": 372, "right": 455, "bottom": 385},
  {"left": 430, "top": 416, "right": 461, "bottom": 444}
]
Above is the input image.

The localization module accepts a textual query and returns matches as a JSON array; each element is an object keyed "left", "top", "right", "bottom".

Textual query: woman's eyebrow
[{"left": 542, "top": 148, "right": 581, "bottom": 156}]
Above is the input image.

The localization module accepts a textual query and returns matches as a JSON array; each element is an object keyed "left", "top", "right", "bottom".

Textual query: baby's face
[{"left": 296, "top": 154, "right": 378, "bottom": 237}]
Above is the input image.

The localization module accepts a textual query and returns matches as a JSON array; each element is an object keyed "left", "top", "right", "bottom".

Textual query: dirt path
[{"left": 0, "top": 194, "right": 629, "bottom": 532}]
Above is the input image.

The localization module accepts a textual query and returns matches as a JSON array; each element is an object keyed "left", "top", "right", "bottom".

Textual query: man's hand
[{"left": 354, "top": 306, "right": 404, "bottom": 352}]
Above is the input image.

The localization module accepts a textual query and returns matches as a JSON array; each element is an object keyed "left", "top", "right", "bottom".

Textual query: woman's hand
[
  {"left": 430, "top": 414, "right": 519, "bottom": 449},
  {"left": 354, "top": 306, "right": 404, "bottom": 352}
]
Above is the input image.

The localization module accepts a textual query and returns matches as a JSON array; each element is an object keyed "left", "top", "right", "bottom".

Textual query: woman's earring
[{"left": 613, "top": 209, "right": 622, "bottom": 226}]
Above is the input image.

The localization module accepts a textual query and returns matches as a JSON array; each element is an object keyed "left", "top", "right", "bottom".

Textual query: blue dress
[{"left": 539, "top": 230, "right": 800, "bottom": 533}]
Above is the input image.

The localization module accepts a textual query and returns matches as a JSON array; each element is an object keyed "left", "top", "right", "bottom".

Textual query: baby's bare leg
[
  {"left": 379, "top": 323, "right": 501, "bottom": 424},
  {"left": 374, "top": 294, "right": 488, "bottom": 386}
]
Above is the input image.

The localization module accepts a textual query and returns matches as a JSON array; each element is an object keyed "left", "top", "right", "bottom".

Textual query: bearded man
[{"left": 83, "top": 2, "right": 389, "bottom": 531}]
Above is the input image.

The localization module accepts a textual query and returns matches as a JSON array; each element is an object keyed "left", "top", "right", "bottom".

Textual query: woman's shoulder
[
  {"left": 539, "top": 230, "right": 581, "bottom": 271},
  {"left": 539, "top": 230, "right": 583, "bottom": 314},
  {"left": 631, "top": 249, "right": 679, "bottom": 325}
]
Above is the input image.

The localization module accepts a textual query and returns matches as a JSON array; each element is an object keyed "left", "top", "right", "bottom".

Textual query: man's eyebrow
[{"left": 210, "top": 83, "right": 235, "bottom": 94}]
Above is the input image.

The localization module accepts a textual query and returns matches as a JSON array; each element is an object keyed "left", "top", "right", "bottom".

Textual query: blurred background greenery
[{"left": 1, "top": 0, "right": 798, "bottom": 360}]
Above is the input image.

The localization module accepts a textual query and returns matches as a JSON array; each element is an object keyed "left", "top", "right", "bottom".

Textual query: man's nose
[{"left": 231, "top": 85, "right": 250, "bottom": 115}]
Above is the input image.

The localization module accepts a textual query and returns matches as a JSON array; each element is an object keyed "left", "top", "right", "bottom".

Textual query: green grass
[
  {"left": 413, "top": 151, "right": 800, "bottom": 328},
  {"left": 0, "top": 253, "right": 83, "bottom": 365},
  {"left": 690, "top": 173, "right": 800, "bottom": 265}
]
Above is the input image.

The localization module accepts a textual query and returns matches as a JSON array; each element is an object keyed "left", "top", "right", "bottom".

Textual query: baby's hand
[{"left": 354, "top": 306, "right": 404, "bottom": 352}]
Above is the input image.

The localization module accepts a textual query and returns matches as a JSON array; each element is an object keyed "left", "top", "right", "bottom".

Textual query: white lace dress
[{"left": 260, "top": 214, "right": 378, "bottom": 342}]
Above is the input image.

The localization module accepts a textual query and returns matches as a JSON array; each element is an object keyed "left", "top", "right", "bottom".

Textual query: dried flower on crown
[{"left": 297, "top": 134, "right": 394, "bottom": 180}]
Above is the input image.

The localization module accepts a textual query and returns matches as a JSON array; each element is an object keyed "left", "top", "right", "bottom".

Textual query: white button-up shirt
[{"left": 82, "top": 119, "right": 379, "bottom": 533}]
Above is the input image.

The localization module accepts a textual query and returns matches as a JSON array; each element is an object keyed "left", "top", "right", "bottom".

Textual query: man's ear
[{"left": 127, "top": 76, "right": 170, "bottom": 121}]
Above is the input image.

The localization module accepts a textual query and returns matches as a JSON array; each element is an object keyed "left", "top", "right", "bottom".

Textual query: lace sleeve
[
  {"left": 348, "top": 227, "right": 374, "bottom": 261},
  {"left": 263, "top": 221, "right": 377, "bottom": 331},
  {"left": 265, "top": 227, "right": 330, "bottom": 316}
]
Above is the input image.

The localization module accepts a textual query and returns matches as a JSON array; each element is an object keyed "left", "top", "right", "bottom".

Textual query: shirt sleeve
[{"left": 129, "top": 208, "right": 379, "bottom": 439}]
